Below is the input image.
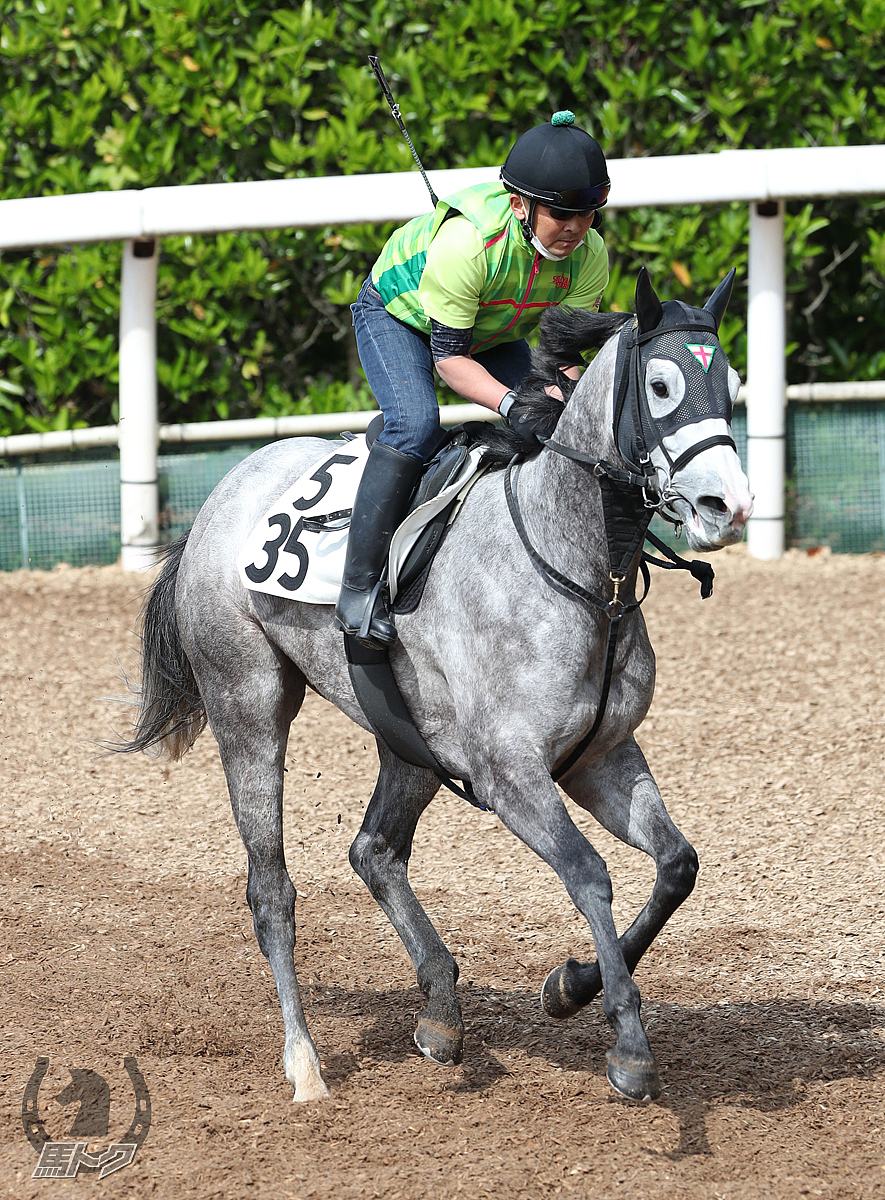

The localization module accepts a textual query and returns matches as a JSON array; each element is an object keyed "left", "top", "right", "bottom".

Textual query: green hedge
[{"left": 1, "top": 0, "right": 883, "bottom": 437}]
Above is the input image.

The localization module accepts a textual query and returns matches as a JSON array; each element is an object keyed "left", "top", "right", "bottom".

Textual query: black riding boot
[{"left": 334, "top": 439, "right": 423, "bottom": 648}]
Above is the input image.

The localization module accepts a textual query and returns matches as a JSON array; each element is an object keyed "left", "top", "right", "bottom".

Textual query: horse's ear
[
  {"left": 704, "top": 268, "right": 736, "bottom": 329},
  {"left": 635, "top": 267, "right": 664, "bottom": 333}
]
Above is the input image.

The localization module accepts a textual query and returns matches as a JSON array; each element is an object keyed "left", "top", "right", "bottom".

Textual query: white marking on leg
[{"left": 284, "top": 1039, "right": 330, "bottom": 1102}]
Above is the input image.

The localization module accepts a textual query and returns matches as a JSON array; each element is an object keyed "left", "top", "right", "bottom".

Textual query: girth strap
[{"left": 344, "top": 636, "right": 491, "bottom": 811}]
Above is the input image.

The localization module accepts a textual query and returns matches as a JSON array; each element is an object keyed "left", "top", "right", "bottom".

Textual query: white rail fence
[{"left": 1, "top": 144, "right": 884, "bottom": 567}]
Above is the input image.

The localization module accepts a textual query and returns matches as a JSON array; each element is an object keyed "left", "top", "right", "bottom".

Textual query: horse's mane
[{"left": 469, "top": 307, "right": 633, "bottom": 465}]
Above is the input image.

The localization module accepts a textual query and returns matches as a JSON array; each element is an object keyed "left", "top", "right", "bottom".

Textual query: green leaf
[{"left": 0, "top": 0, "right": 881, "bottom": 432}]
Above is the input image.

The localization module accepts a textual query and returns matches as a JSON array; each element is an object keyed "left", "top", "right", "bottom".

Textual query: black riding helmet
[{"left": 501, "top": 111, "right": 610, "bottom": 239}]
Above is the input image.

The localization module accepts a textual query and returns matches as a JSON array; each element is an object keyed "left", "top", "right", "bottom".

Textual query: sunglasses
[{"left": 545, "top": 182, "right": 611, "bottom": 222}]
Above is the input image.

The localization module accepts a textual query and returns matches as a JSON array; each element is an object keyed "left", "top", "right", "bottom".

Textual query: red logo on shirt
[{"left": 552, "top": 274, "right": 569, "bottom": 289}]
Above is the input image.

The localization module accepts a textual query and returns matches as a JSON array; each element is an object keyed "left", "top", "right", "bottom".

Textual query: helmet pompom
[{"left": 551, "top": 111, "right": 575, "bottom": 127}]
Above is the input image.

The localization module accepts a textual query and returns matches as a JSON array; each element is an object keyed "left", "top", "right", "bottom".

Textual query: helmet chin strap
[{"left": 517, "top": 195, "right": 584, "bottom": 261}]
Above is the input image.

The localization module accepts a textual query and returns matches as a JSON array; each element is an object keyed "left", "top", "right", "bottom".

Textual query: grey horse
[{"left": 115, "top": 270, "right": 752, "bottom": 1104}]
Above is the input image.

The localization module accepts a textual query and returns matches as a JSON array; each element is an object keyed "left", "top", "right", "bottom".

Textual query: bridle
[{"left": 610, "top": 313, "right": 737, "bottom": 522}]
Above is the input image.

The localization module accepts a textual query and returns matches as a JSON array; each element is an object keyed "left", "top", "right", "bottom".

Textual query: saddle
[{"left": 238, "top": 414, "right": 489, "bottom": 609}]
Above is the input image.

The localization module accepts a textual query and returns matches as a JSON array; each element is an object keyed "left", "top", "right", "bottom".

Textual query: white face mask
[{"left": 527, "top": 230, "right": 585, "bottom": 261}]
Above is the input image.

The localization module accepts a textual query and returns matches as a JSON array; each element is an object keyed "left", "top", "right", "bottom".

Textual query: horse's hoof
[
  {"left": 414, "top": 1017, "right": 463, "bottom": 1066},
  {"left": 541, "top": 965, "right": 582, "bottom": 1020},
  {"left": 291, "top": 1077, "right": 331, "bottom": 1103},
  {"left": 606, "top": 1049, "right": 661, "bottom": 1102}
]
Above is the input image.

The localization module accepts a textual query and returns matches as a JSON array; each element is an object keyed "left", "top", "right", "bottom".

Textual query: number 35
[{"left": 244, "top": 453, "right": 356, "bottom": 589}]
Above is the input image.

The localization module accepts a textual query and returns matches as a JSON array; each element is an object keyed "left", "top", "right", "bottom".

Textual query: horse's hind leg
[
  {"left": 186, "top": 634, "right": 329, "bottom": 1102},
  {"left": 543, "top": 735, "right": 698, "bottom": 1023},
  {"left": 347, "top": 744, "right": 461, "bottom": 1064}
]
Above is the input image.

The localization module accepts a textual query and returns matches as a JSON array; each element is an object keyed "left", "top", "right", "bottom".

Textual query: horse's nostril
[{"left": 699, "top": 495, "right": 729, "bottom": 516}]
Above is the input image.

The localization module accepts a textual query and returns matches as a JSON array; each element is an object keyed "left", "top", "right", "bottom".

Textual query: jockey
[{"left": 335, "top": 111, "right": 611, "bottom": 648}]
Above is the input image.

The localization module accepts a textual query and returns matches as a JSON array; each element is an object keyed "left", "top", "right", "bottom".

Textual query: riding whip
[{"left": 368, "top": 55, "right": 439, "bottom": 207}]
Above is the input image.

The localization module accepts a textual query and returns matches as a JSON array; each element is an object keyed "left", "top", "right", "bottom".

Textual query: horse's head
[
  {"left": 484, "top": 271, "right": 753, "bottom": 552},
  {"left": 612, "top": 268, "right": 753, "bottom": 551}
]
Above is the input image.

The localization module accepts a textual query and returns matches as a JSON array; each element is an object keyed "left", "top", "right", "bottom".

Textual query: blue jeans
[{"left": 351, "top": 277, "right": 532, "bottom": 461}]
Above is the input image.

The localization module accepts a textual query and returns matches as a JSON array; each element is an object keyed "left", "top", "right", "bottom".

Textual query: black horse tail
[{"left": 115, "top": 533, "right": 207, "bottom": 761}]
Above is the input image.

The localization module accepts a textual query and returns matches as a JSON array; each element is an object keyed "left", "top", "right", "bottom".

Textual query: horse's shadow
[{"left": 310, "top": 984, "right": 885, "bottom": 1157}]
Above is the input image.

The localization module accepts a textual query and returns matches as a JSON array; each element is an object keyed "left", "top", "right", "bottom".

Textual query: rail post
[
  {"left": 119, "top": 238, "right": 160, "bottom": 571},
  {"left": 746, "top": 199, "right": 786, "bottom": 559}
]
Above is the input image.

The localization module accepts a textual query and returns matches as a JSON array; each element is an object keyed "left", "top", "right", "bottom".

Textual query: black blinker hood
[{"left": 612, "top": 269, "right": 737, "bottom": 481}]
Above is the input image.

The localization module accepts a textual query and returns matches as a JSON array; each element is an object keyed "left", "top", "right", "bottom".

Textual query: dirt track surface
[{"left": 1, "top": 547, "right": 883, "bottom": 1199}]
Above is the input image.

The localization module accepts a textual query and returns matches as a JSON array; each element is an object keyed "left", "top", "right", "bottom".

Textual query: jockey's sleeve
[
  {"left": 419, "top": 216, "right": 486, "bottom": 330},
  {"left": 429, "top": 320, "right": 474, "bottom": 363}
]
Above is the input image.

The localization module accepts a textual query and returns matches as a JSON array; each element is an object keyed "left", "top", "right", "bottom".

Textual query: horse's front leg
[
  {"left": 542, "top": 736, "right": 698, "bottom": 1027},
  {"left": 347, "top": 744, "right": 460, "bottom": 1064},
  {"left": 481, "top": 754, "right": 661, "bottom": 1101}
]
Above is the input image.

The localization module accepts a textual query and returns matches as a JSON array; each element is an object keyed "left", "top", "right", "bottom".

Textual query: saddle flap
[
  {"left": 409, "top": 433, "right": 469, "bottom": 508},
  {"left": 388, "top": 441, "right": 487, "bottom": 603}
]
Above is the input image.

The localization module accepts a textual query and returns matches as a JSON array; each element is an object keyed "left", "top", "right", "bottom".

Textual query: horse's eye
[{"left": 651, "top": 380, "right": 668, "bottom": 398}]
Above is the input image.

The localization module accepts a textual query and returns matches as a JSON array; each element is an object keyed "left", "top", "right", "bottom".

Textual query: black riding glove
[{"left": 499, "top": 391, "right": 561, "bottom": 447}]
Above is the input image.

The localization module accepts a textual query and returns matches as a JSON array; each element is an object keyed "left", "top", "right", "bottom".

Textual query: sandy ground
[{"left": 0, "top": 546, "right": 883, "bottom": 1198}]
